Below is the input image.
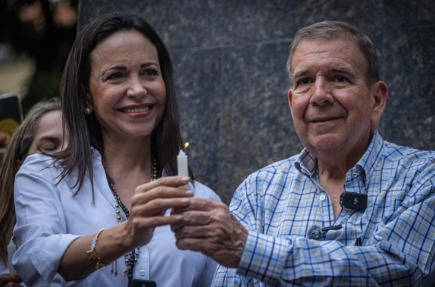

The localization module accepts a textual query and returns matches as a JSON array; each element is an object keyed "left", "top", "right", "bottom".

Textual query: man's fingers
[
  {"left": 168, "top": 198, "right": 248, "bottom": 268},
  {"left": 172, "top": 197, "right": 226, "bottom": 214},
  {"left": 170, "top": 210, "right": 211, "bottom": 231},
  {"left": 173, "top": 225, "right": 206, "bottom": 239},
  {"left": 171, "top": 199, "right": 231, "bottom": 231},
  {"left": 132, "top": 214, "right": 183, "bottom": 228}
]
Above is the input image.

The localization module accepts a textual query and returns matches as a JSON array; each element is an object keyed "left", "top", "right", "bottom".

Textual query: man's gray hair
[{"left": 286, "top": 21, "right": 379, "bottom": 86}]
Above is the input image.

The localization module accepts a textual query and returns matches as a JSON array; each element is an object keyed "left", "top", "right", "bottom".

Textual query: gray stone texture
[{"left": 78, "top": 0, "right": 435, "bottom": 204}]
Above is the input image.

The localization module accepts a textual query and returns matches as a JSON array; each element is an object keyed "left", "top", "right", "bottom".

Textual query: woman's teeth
[{"left": 122, "top": 106, "right": 150, "bottom": 113}]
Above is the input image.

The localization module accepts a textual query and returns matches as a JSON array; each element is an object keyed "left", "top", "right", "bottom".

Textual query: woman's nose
[{"left": 126, "top": 77, "right": 147, "bottom": 99}]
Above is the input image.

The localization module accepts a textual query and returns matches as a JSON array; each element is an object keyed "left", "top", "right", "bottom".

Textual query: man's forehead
[
  {"left": 291, "top": 38, "right": 364, "bottom": 72},
  {"left": 295, "top": 37, "right": 358, "bottom": 54}
]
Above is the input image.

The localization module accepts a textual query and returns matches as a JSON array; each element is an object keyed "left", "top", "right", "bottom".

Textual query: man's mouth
[{"left": 311, "top": 116, "right": 341, "bottom": 123}]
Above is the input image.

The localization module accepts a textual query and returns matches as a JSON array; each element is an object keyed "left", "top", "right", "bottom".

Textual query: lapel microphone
[
  {"left": 340, "top": 191, "right": 367, "bottom": 212},
  {"left": 307, "top": 224, "right": 342, "bottom": 240},
  {"left": 307, "top": 192, "right": 367, "bottom": 240}
]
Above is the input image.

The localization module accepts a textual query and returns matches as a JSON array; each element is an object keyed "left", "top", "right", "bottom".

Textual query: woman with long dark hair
[{"left": 12, "top": 13, "right": 219, "bottom": 286}]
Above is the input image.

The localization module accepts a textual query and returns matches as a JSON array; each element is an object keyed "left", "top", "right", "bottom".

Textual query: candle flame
[{"left": 184, "top": 142, "right": 189, "bottom": 149}]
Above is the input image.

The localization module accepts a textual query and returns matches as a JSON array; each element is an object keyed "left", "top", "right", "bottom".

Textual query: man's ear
[
  {"left": 287, "top": 88, "right": 293, "bottom": 110},
  {"left": 371, "top": 81, "right": 388, "bottom": 127}
]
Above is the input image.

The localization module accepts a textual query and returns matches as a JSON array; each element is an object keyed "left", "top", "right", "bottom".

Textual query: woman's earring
[{"left": 85, "top": 107, "right": 91, "bottom": 115}]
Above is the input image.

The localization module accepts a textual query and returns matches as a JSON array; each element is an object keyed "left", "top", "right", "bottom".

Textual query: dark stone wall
[{"left": 78, "top": 0, "right": 435, "bottom": 204}]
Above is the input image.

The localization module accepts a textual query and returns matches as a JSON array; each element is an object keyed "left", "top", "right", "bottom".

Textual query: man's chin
[{"left": 305, "top": 134, "right": 345, "bottom": 152}]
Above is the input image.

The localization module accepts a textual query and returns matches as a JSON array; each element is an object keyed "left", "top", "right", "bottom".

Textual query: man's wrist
[{"left": 237, "top": 232, "right": 288, "bottom": 285}]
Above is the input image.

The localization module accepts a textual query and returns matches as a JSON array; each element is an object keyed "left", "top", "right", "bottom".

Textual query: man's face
[{"left": 288, "top": 38, "right": 384, "bottom": 157}]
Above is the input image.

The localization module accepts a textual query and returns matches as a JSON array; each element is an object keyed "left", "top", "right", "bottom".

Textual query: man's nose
[{"left": 310, "top": 77, "right": 334, "bottom": 106}]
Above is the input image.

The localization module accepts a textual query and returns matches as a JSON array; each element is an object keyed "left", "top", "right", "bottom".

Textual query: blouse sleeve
[{"left": 13, "top": 156, "right": 80, "bottom": 285}]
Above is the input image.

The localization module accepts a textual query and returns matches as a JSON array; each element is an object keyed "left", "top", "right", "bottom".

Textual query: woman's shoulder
[
  {"left": 191, "top": 181, "right": 221, "bottom": 202},
  {"left": 17, "top": 153, "right": 59, "bottom": 176},
  {"left": 17, "top": 148, "right": 103, "bottom": 180}
]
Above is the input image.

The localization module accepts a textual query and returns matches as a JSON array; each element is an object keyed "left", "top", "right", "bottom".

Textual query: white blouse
[{"left": 13, "top": 150, "right": 220, "bottom": 286}]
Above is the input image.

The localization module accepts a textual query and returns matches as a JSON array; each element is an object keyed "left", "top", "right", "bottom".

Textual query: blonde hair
[{"left": 0, "top": 99, "right": 61, "bottom": 263}]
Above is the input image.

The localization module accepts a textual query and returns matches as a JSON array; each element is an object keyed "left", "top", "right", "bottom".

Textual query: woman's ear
[
  {"left": 82, "top": 84, "right": 94, "bottom": 114},
  {"left": 84, "top": 95, "right": 93, "bottom": 115},
  {"left": 81, "top": 84, "right": 93, "bottom": 105}
]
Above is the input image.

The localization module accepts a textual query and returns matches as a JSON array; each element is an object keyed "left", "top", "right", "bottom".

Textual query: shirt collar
[
  {"left": 295, "top": 148, "right": 316, "bottom": 176},
  {"left": 354, "top": 130, "right": 384, "bottom": 182}
]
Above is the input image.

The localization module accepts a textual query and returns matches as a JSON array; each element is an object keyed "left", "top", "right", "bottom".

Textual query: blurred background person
[
  {"left": 0, "top": 98, "right": 64, "bottom": 286},
  {"left": 0, "top": 132, "right": 7, "bottom": 167}
]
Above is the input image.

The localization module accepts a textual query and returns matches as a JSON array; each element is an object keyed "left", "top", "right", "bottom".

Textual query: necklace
[{"left": 105, "top": 156, "right": 159, "bottom": 283}]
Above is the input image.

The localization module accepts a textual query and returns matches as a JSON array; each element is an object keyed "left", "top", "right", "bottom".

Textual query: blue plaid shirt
[{"left": 213, "top": 131, "right": 435, "bottom": 286}]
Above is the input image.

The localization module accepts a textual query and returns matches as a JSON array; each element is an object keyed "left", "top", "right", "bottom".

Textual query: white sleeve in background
[{"left": 13, "top": 155, "right": 80, "bottom": 286}]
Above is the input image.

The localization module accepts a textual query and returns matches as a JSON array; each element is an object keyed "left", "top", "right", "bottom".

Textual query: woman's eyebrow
[
  {"left": 140, "top": 62, "right": 159, "bottom": 68},
  {"left": 102, "top": 65, "right": 126, "bottom": 76}
]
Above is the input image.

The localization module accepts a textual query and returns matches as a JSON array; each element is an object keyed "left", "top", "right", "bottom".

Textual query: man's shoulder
[
  {"left": 245, "top": 155, "right": 300, "bottom": 182},
  {"left": 233, "top": 156, "right": 300, "bottom": 201},
  {"left": 382, "top": 140, "right": 435, "bottom": 164},
  {"left": 379, "top": 141, "right": 435, "bottom": 182}
]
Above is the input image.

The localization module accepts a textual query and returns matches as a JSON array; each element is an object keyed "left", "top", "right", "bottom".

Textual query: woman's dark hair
[{"left": 59, "top": 12, "right": 185, "bottom": 193}]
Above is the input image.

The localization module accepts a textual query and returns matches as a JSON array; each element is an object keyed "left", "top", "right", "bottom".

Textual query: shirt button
[
  {"left": 140, "top": 270, "right": 146, "bottom": 276},
  {"left": 319, "top": 194, "right": 326, "bottom": 201}
]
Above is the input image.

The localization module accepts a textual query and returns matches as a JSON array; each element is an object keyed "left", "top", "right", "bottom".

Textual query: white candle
[{"left": 177, "top": 149, "right": 189, "bottom": 188}]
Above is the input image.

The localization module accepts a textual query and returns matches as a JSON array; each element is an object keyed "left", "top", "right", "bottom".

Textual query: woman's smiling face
[{"left": 87, "top": 30, "right": 166, "bottom": 142}]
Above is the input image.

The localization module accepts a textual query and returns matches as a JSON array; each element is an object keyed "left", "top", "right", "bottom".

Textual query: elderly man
[{"left": 172, "top": 21, "right": 435, "bottom": 286}]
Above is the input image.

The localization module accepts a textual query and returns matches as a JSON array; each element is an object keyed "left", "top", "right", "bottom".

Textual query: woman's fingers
[
  {"left": 126, "top": 176, "right": 193, "bottom": 245},
  {"left": 137, "top": 176, "right": 190, "bottom": 192},
  {"left": 132, "top": 186, "right": 193, "bottom": 205},
  {"left": 0, "top": 273, "right": 22, "bottom": 287},
  {"left": 131, "top": 176, "right": 193, "bottom": 205},
  {"left": 126, "top": 176, "right": 194, "bottom": 246},
  {"left": 128, "top": 212, "right": 183, "bottom": 246},
  {"left": 131, "top": 197, "right": 191, "bottom": 217}
]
